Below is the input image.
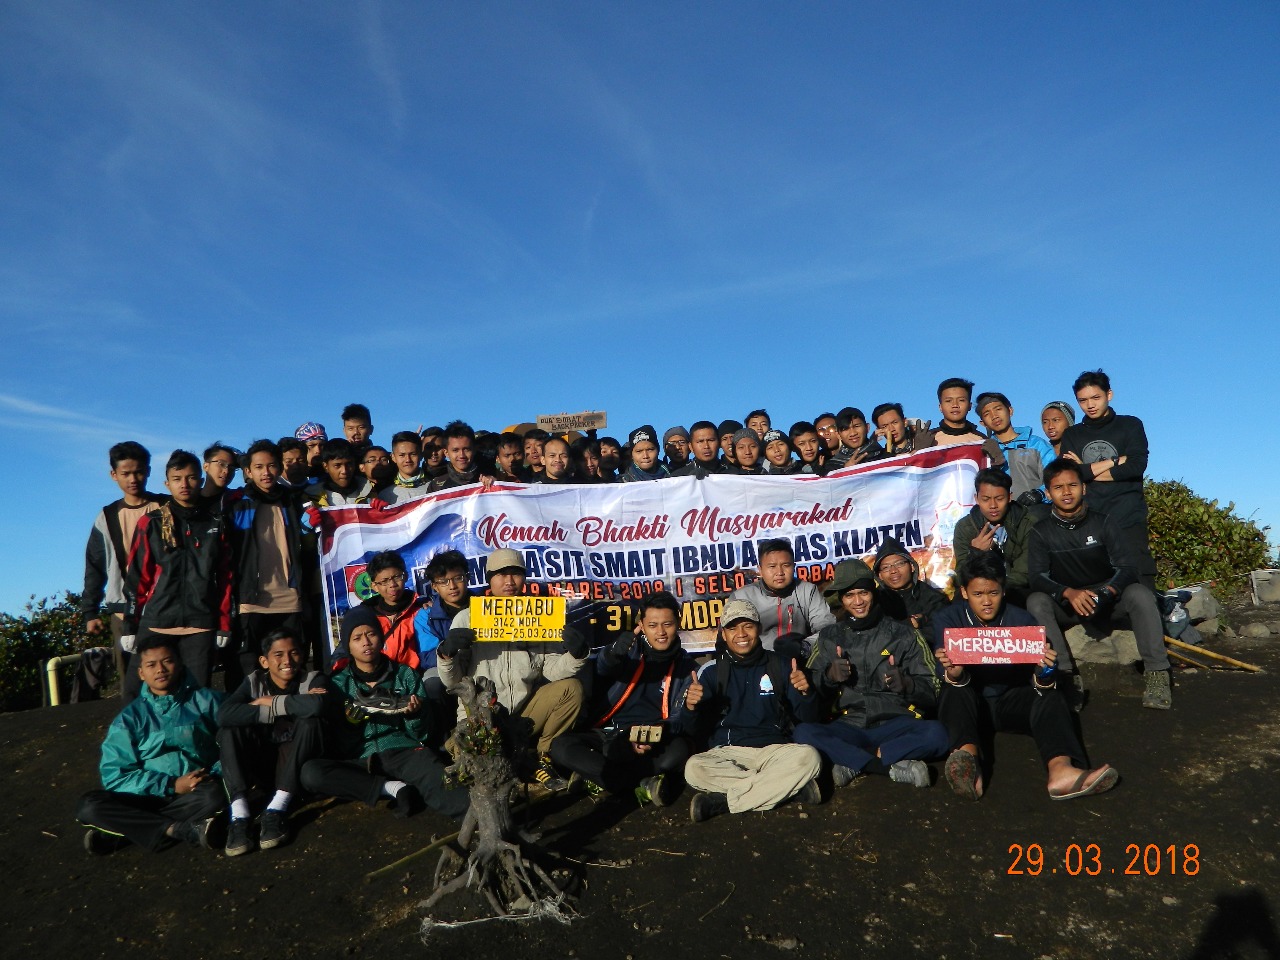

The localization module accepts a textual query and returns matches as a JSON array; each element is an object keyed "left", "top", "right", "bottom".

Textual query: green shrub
[
  {"left": 0, "top": 592, "right": 94, "bottom": 712},
  {"left": 1146, "top": 480, "right": 1271, "bottom": 599}
]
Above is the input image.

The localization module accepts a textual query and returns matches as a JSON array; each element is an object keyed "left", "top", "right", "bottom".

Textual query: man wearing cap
[
  {"left": 435, "top": 549, "right": 589, "bottom": 791},
  {"left": 681, "top": 599, "right": 823, "bottom": 822},
  {"left": 729, "top": 539, "right": 834, "bottom": 660},
  {"left": 663, "top": 426, "right": 691, "bottom": 472},
  {"left": 797, "top": 559, "right": 947, "bottom": 789},
  {"left": 619, "top": 425, "right": 671, "bottom": 482},
  {"left": 294, "top": 422, "right": 328, "bottom": 481}
]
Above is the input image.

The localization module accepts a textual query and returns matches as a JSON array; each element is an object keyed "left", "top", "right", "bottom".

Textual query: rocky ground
[{"left": 2, "top": 600, "right": 1278, "bottom": 960}]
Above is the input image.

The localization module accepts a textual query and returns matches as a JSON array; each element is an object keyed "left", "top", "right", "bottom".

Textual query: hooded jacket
[
  {"left": 993, "top": 426, "right": 1055, "bottom": 499},
  {"left": 124, "top": 501, "right": 233, "bottom": 634},
  {"left": 874, "top": 537, "right": 948, "bottom": 636},
  {"left": 99, "top": 671, "right": 223, "bottom": 797},
  {"left": 808, "top": 607, "right": 940, "bottom": 728}
]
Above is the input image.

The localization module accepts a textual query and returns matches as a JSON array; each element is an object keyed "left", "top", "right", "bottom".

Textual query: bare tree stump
[{"left": 419, "top": 677, "right": 571, "bottom": 920}]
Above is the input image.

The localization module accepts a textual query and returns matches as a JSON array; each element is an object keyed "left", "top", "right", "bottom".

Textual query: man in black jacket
[
  {"left": 1059, "top": 369, "right": 1156, "bottom": 590},
  {"left": 933, "top": 552, "right": 1119, "bottom": 801},
  {"left": 874, "top": 537, "right": 948, "bottom": 640},
  {"left": 951, "top": 469, "right": 1039, "bottom": 607},
  {"left": 1026, "top": 459, "right": 1172, "bottom": 710}
]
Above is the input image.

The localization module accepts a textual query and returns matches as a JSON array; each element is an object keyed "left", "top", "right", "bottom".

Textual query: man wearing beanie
[
  {"left": 725, "top": 428, "right": 765, "bottom": 475},
  {"left": 1040, "top": 401, "right": 1075, "bottom": 459},
  {"left": 436, "top": 549, "right": 590, "bottom": 792},
  {"left": 717, "top": 420, "right": 743, "bottom": 467},
  {"left": 300, "top": 606, "right": 467, "bottom": 821},
  {"left": 681, "top": 600, "right": 823, "bottom": 822},
  {"left": 874, "top": 536, "right": 949, "bottom": 640},
  {"left": 619, "top": 425, "right": 671, "bottom": 483},
  {"left": 663, "top": 426, "right": 691, "bottom": 471}
]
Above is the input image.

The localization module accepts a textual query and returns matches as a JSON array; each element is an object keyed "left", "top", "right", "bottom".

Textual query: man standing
[
  {"left": 1058, "top": 370, "right": 1156, "bottom": 590},
  {"left": 975, "top": 392, "right": 1055, "bottom": 503}
]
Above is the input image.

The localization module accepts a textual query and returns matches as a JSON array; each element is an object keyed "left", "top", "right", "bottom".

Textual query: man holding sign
[
  {"left": 933, "top": 553, "right": 1119, "bottom": 802},
  {"left": 436, "top": 548, "right": 589, "bottom": 792}
]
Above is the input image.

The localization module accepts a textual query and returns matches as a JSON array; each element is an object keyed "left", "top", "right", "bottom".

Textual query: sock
[
  {"left": 230, "top": 797, "right": 251, "bottom": 821},
  {"left": 381, "top": 780, "right": 407, "bottom": 799},
  {"left": 266, "top": 790, "right": 292, "bottom": 813}
]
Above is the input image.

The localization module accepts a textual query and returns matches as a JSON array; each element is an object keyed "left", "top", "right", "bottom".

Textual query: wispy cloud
[
  {"left": 358, "top": 0, "right": 407, "bottom": 135},
  {"left": 0, "top": 392, "right": 177, "bottom": 452}
]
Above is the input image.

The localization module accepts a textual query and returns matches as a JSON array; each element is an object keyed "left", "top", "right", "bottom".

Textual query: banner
[{"left": 317, "top": 444, "right": 985, "bottom": 653}]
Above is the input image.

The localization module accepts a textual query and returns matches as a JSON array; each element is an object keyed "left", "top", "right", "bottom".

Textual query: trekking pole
[{"left": 1164, "top": 635, "right": 1263, "bottom": 673}]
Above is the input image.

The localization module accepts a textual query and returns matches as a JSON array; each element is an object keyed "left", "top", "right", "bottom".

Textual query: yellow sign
[
  {"left": 536, "top": 410, "right": 607, "bottom": 433},
  {"left": 470, "top": 595, "right": 566, "bottom": 642}
]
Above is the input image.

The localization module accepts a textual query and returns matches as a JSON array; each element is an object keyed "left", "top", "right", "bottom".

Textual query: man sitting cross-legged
[
  {"left": 76, "top": 635, "right": 225, "bottom": 854},
  {"left": 681, "top": 600, "right": 823, "bottom": 822},
  {"left": 551, "top": 592, "right": 700, "bottom": 807},
  {"left": 217, "top": 628, "right": 331, "bottom": 856},
  {"left": 300, "top": 607, "right": 468, "bottom": 821},
  {"left": 933, "top": 552, "right": 1119, "bottom": 801}
]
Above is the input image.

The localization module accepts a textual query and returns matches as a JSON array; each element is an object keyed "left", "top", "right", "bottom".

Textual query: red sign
[{"left": 943, "top": 626, "right": 1046, "bottom": 665}]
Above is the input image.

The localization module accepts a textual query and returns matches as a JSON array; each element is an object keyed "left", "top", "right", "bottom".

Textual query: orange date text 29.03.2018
[{"left": 1007, "top": 843, "right": 1200, "bottom": 876}]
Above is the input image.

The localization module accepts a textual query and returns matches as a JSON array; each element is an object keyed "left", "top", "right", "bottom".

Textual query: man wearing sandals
[{"left": 933, "top": 552, "right": 1119, "bottom": 801}]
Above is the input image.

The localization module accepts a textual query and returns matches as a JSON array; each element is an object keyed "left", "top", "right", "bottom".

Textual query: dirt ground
[{"left": 3, "top": 603, "right": 1279, "bottom": 960}]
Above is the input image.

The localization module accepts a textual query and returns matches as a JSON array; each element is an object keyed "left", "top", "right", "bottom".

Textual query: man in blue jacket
[
  {"left": 76, "top": 635, "right": 225, "bottom": 854},
  {"left": 681, "top": 600, "right": 823, "bottom": 822}
]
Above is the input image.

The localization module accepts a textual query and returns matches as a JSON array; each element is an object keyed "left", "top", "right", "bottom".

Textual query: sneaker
[
  {"left": 793, "top": 778, "right": 824, "bottom": 806},
  {"left": 389, "top": 785, "right": 425, "bottom": 819},
  {"left": 224, "top": 818, "right": 254, "bottom": 857},
  {"left": 888, "top": 759, "right": 931, "bottom": 788},
  {"left": 353, "top": 689, "right": 415, "bottom": 715},
  {"left": 174, "top": 815, "right": 217, "bottom": 850},
  {"left": 258, "top": 809, "right": 289, "bottom": 850},
  {"left": 1142, "top": 669, "right": 1172, "bottom": 710},
  {"left": 831, "top": 764, "right": 862, "bottom": 789},
  {"left": 529, "top": 756, "right": 569, "bottom": 793},
  {"left": 83, "top": 829, "right": 126, "bottom": 856},
  {"left": 689, "top": 791, "right": 730, "bottom": 823}
]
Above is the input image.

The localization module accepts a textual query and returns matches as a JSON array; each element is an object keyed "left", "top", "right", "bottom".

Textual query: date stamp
[{"left": 1007, "top": 843, "right": 1201, "bottom": 876}]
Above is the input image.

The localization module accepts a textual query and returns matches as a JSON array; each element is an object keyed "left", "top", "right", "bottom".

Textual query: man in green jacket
[
  {"left": 76, "top": 635, "right": 225, "bottom": 854},
  {"left": 951, "top": 468, "right": 1040, "bottom": 607}
]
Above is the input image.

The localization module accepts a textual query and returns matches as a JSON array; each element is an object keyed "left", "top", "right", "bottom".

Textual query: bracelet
[{"left": 944, "top": 673, "right": 970, "bottom": 688}]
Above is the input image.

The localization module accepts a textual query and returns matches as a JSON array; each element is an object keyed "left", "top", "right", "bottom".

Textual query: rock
[
  {"left": 1240, "top": 623, "right": 1271, "bottom": 639},
  {"left": 1270, "top": 622, "right": 1280, "bottom": 635},
  {"left": 1064, "top": 624, "right": 1140, "bottom": 665},
  {"left": 1221, "top": 624, "right": 1237, "bottom": 638},
  {"left": 1197, "top": 618, "right": 1219, "bottom": 636},
  {"left": 1179, "top": 586, "right": 1222, "bottom": 624}
]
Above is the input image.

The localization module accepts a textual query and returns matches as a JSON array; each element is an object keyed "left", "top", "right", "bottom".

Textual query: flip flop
[
  {"left": 1050, "top": 765, "right": 1119, "bottom": 800},
  {"left": 944, "top": 750, "right": 981, "bottom": 801}
]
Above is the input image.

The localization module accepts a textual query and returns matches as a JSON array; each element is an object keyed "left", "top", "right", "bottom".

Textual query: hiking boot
[
  {"left": 1142, "top": 669, "right": 1172, "bottom": 710},
  {"left": 793, "top": 777, "right": 824, "bottom": 806},
  {"left": 568, "top": 772, "right": 607, "bottom": 800},
  {"left": 224, "top": 818, "right": 254, "bottom": 857},
  {"left": 689, "top": 791, "right": 730, "bottom": 823},
  {"left": 529, "top": 756, "right": 569, "bottom": 793},
  {"left": 888, "top": 760, "right": 931, "bottom": 788},
  {"left": 831, "top": 764, "right": 862, "bottom": 789},
  {"left": 390, "top": 785, "right": 425, "bottom": 819},
  {"left": 636, "top": 774, "right": 678, "bottom": 807},
  {"left": 258, "top": 809, "right": 289, "bottom": 850},
  {"left": 83, "top": 829, "right": 126, "bottom": 856}
]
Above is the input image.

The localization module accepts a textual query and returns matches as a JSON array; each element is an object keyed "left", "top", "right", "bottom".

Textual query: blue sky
[{"left": 1, "top": 1, "right": 1277, "bottom": 615}]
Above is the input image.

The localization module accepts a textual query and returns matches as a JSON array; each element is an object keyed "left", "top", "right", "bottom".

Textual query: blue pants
[{"left": 794, "top": 715, "right": 949, "bottom": 771}]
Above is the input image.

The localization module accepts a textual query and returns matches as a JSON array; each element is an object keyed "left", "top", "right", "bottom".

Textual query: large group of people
[{"left": 75, "top": 369, "right": 1170, "bottom": 856}]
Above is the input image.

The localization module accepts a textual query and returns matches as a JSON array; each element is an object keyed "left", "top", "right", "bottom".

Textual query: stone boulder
[
  {"left": 1240, "top": 622, "right": 1272, "bottom": 639},
  {"left": 1064, "top": 623, "right": 1141, "bottom": 665},
  {"left": 1176, "top": 585, "right": 1222, "bottom": 624}
]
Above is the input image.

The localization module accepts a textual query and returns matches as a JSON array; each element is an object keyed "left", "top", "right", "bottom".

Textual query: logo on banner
[{"left": 344, "top": 564, "right": 374, "bottom": 604}]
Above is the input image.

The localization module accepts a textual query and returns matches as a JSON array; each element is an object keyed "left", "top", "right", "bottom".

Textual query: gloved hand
[
  {"left": 216, "top": 632, "right": 232, "bottom": 649},
  {"left": 980, "top": 437, "right": 1007, "bottom": 467},
  {"left": 438, "top": 628, "right": 476, "bottom": 659},
  {"left": 302, "top": 504, "right": 323, "bottom": 531},
  {"left": 369, "top": 497, "right": 389, "bottom": 511},
  {"left": 1016, "top": 489, "right": 1046, "bottom": 507},
  {"left": 825, "top": 645, "right": 852, "bottom": 683},
  {"left": 882, "top": 654, "right": 912, "bottom": 696},
  {"left": 120, "top": 634, "right": 137, "bottom": 654},
  {"left": 611, "top": 633, "right": 637, "bottom": 658},
  {"left": 561, "top": 625, "right": 590, "bottom": 659}
]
